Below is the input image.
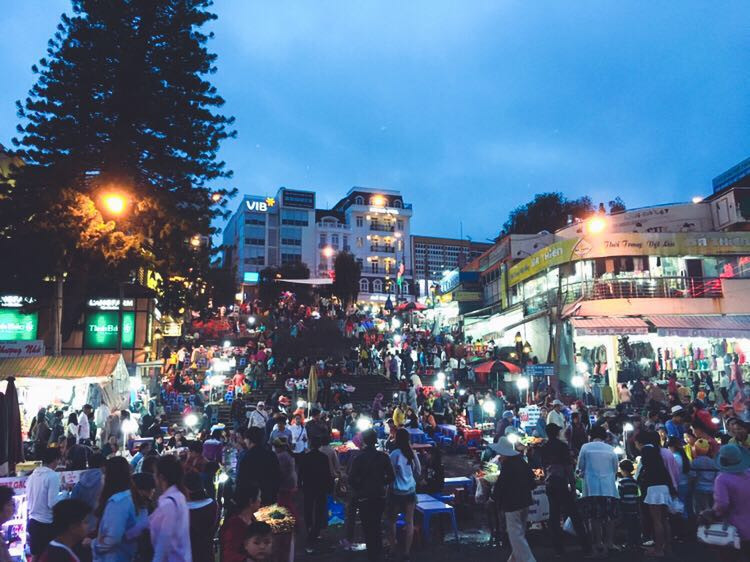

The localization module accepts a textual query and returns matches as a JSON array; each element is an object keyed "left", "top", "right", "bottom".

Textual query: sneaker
[{"left": 641, "top": 540, "right": 655, "bottom": 547}]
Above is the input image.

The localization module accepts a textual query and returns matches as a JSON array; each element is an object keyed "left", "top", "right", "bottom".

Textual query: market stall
[{"left": 0, "top": 353, "right": 131, "bottom": 434}]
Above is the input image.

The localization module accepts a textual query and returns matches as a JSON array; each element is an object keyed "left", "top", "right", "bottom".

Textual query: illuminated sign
[
  {"left": 87, "top": 298, "right": 134, "bottom": 310},
  {"left": 282, "top": 190, "right": 315, "bottom": 209},
  {"left": 0, "top": 310, "right": 38, "bottom": 341},
  {"left": 85, "top": 311, "right": 135, "bottom": 349},
  {"left": 246, "top": 197, "right": 276, "bottom": 213},
  {"left": 243, "top": 271, "right": 260, "bottom": 284},
  {"left": 0, "top": 295, "right": 36, "bottom": 308}
]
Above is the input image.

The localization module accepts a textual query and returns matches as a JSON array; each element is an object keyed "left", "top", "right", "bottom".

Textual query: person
[
  {"left": 635, "top": 430, "right": 676, "bottom": 558},
  {"left": 184, "top": 440, "right": 208, "bottom": 474},
  {"left": 618, "top": 383, "right": 631, "bottom": 404},
  {"left": 272, "top": 438, "right": 297, "bottom": 514},
  {"left": 539, "top": 423, "right": 589, "bottom": 556},
  {"left": 202, "top": 428, "right": 225, "bottom": 463},
  {"left": 100, "top": 436, "right": 119, "bottom": 459},
  {"left": 617, "top": 459, "right": 641, "bottom": 550},
  {"left": 668, "top": 436, "right": 690, "bottom": 519},
  {"left": 349, "top": 429, "right": 395, "bottom": 562},
  {"left": 268, "top": 414, "right": 293, "bottom": 445},
  {"left": 247, "top": 402, "right": 268, "bottom": 431},
  {"left": 729, "top": 418, "right": 750, "bottom": 449},
  {"left": 66, "top": 412, "right": 78, "bottom": 441},
  {"left": 129, "top": 443, "right": 150, "bottom": 473},
  {"left": 565, "top": 412, "right": 587, "bottom": 454},
  {"left": 689, "top": 438, "right": 718, "bottom": 514},
  {"left": 27, "top": 447, "right": 63, "bottom": 561},
  {"left": 185, "top": 471, "right": 219, "bottom": 562},
  {"left": 129, "top": 473, "right": 156, "bottom": 562},
  {"left": 298, "top": 437, "right": 334, "bottom": 552},
  {"left": 665, "top": 406, "right": 686, "bottom": 443},
  {"left": 421, "top": 446, "right": 445, "bottom": 494},
  {"left": 32, "top": 410, "right": 52, "bottom": 460},
  {"left": 91, "top": 456, "right": 139, "bottom": 562},
  {"left": 39, "top": 499, "right": 91, "bottom": 562},
  {"left": 303, "top": 409, "right": 329, "bottom": 450},
  {"left": 78, "top": 405, "right": 92, "bottom": 446},
  {"left": 0, "top": 486, "right": 15, "bottom": 562},
  {"left": 289, "top": 413, "right": 307, "bottom": 456},
  {"left": 701, "top": 444, "right": 750, "bottom": 558},
  {"left": 242, "top": 521, "right": 273, "bottom": 562},
  {"left": 221, "top": 485, "right": 261, "bottom": 562},
  {"left": 492, "top": 436, "right": 537, "bottom": 562},
  {"left": 70, "top": 452, "right": 105, "bottom": 531},
  {"left": 150, "top": 455, "right": 191, "bottom": 561},
  {"left": 547, "top": 400, "right": 566, "bottom": 434},
  {"left": 236, "top": 427, "right": 281, "bottom": 506},
  {"left": 576, "top": 425, "right": 619, "bottom": 556},
  {"left": 386, "top": 428, "right": 421, "bottom": 561}
]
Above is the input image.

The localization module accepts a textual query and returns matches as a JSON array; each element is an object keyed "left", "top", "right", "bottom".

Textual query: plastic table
[
  {"left": 437, "top": 424, "right": 457, "bottom": 438},
  {"left": 416, "top": 500, "right": 459, "bottom": 543},
  {"left": 406, "top": 428, "right": 427, "bottom": 444},
  {"left": 443, "top": 476, "right": 473, "bottom": 495}
]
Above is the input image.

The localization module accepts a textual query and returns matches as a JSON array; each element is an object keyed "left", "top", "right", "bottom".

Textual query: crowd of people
[{"left": 4, "top": 289, "right": 750, "bottom": 562}]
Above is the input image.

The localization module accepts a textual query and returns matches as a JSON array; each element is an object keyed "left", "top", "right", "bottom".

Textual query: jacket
[
  {"left": 349, "top": 447, "right": 395, "bottom": 499},
  {"left": 91, "top": 490, "right": 138, "bottom": 562},
  {"left": 236, "top": 445, "right": 281, "bottom": 505},
  {"left": 150, "top": 485, "right": 191, "bottom": 562},
  {"left": 298, "top": 450, "right": 334, "bottom": 495},
  {"left": 493, "top": 455, "right": 535, "bottom": 512}
]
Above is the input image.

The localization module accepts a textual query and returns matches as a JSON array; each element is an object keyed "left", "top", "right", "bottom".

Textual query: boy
[
  {"left": 243, "top": 521, "right": 273, "bottom": 561},
  {"left": 39, "top": 499, "right": 90, "bottom": 562},
  {"left": 617, "top": 459, "right": 641, "bottom": 549}
]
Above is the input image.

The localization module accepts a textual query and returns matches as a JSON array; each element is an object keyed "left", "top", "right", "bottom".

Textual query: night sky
[{"left": 1, "top": 1, "right": 748, "bottom": 241}]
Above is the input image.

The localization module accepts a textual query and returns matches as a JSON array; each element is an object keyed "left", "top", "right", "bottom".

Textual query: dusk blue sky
[{"left": 1, "top": 1, "right": 748, "bottom": 242}]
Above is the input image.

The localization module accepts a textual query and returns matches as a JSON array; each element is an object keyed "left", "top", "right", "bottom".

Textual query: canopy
[
  {"left": 0, "top": 354, "right": 130, "bottom": 411},
  {"left": 275, "top": 278, "right": 333, "bottom": 285},
  {"left": 474, "top": 360, "right": 522, "bottom": 375},
  {"left": 571, "top": 317, "right": 650, "bottom": 336},
  {"left": 647, "top": 315, "right": 750, "bottom": 338},
  {"left": 396, "top": 301, "right": 426, "bottom": 312}
]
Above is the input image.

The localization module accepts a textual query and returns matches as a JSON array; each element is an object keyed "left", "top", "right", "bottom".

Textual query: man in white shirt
[
  {"left": 77, "top": 405, "right": 92, "bottom": 445},
  {"left": 289, "top": 413, "right": 308, "bottom": 454},
  {"left": 547, "top": 400, "right": 567, "bottom": 436},
  {"left": 247, "top": 401, "right": 269, "bottom": 429},
  {"left": 26, "top": 447, "right": 62, "bottom": 561}
]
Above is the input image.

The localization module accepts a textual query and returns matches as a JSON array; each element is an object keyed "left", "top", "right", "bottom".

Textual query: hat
[
  {"left": 489, "top": 436, "right": 519, "bottom": 457},
  {"left": 715, "top": 444, "right": 750, "bottom": 473},
  {"left": 256, "top": 401, "right": 265, "bottom": 408},
  {"left": 343, "top": 403, "right": 353, "bottom": 410},
  {"left": 670, "top": 405, "right": 685, "bottom": 415},
  {"left": 693, "top": 439, "right": 710, "bottom": 456},
  {"left": 502, "top": 410, "right": 514, "bottom": 420},
  {"left": 552, "top": 399, "right": 564, "bottom": 407}
]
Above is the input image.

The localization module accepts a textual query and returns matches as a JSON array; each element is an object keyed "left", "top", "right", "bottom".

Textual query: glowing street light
[
  {"left": 102, "top": 193, "right": 127, "bottom": 216},
  {"left": 322, "top": 246, "right": 335, "bottom": 258},
  {"left": 190, "top": 235, "right": 202, "bottom": 248},
  {"left": 587, "top": 216, "right": 606, "bottom": 234},
  {"left": 692, "top": 196, "right": 704, "bottom": 204},
  {"left": 371, "top": 195, "right": 386, "bottom": 207}
]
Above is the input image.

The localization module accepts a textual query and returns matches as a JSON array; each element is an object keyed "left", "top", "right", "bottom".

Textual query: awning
[
  {"left": 0, "top": 353, "right": 123, "bottom": 380},
  {"left": 571, "top": 317, "right": 649, "bottom": 336},
  {"left": 648, "top": 316, "right": 750, "bottom": 338},
  {"left": 275, "top": 278, "right": 333, "bottom": 285}
]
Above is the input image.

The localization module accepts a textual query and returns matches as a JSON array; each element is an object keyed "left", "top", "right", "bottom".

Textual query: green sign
[
  {"left": 85, "top": 311, "right": 135, "bottom": 349},
  {"left": 0, "top": 310, "right": 38, "bottom": 341}
]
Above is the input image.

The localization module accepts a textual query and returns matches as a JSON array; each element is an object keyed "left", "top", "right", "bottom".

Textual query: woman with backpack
[{"left": 386, "top": 428, "right": 421, "bottom": 561}]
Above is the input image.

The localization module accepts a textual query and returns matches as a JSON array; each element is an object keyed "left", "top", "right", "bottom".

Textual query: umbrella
[
  {"left": 396, "top": 301, "right": 426, "bottom": 312},
  {"left": 384, "top": 296, "right": 394, "bottom": 312},
  {"left": 473, "top": 360, "right": 496, "bottom": 374},
  {"left": 5, "top": 377, "right": 23, "bottom": 473},
  {"left": 0, "top": 390, "right": 7, "bottom": 476},
  {"left": 307, "top": 365, "right": 318, "bottom": 415}
]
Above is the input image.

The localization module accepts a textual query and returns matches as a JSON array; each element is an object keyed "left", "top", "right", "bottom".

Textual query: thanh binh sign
[
  {"left": 84, "top": 311, "right": 135, "bottom": 349},
  {"left": 0, "top": 310, "right": 38, "bottom": 341}
]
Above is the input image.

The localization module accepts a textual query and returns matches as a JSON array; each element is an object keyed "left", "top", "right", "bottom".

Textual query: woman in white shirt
[{"left": 289, "top": 414, "right": 308, "bottom": 455}]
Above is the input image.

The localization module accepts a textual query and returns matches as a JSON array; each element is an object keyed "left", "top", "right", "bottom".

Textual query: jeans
[
  {"left": 505, "top": 508, "right": 536, "bottom": 562},
  {"left": 546, "top": 480, "right": 589, "bottom": 554},
  {"left": 622, "top": 509, "right": 641, "bottom": 546},
  {"left": 359, "top": 497, "right": 386, "bottom": 562},
  {"left": 304, "top": 491, "right": 328, "bottom": 545}
]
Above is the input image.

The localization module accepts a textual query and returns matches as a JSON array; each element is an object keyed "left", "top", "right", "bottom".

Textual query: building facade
[
  {"left": 222, "top": 186, "right": 415, "bottom": 302},
  {"left": 411, "top": 235, "right": 491, "bottom": 297}
]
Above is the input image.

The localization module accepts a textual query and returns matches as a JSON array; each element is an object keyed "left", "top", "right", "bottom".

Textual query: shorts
[
  {"left": 577, "top": 496, "right": 620, "bottom": 521},
  {"left": 28, "top": 518, "right": 55, "bottom": 556},
  {"left": 389, "top": 492, "right": 416, "bottom": 513}
]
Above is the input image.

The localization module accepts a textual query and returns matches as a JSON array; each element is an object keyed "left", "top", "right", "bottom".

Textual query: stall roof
[
  {"left": 647, "top": 315, "right": 750, "bottom": 338},
  {"left": 571, "top": 317, "right": 650, "bottom": 336},
  {"left": 0, "top": 354, "right": 123, "bottom": 380}
]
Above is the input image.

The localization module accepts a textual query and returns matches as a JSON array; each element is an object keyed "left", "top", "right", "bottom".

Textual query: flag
[{"left": 396, "top": 261, "right": 405, "bottom": 286}]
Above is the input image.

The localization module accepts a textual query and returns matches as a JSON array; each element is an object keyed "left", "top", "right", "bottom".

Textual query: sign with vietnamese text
[
  {"left": 281, "top": 190, "right": 315, "bottom": 209},
  {"left": 0, "top": 340, "right": 44, "bottom": 359},
  {"left": 87, "top": 298, "right": 134, "bottom": 310},
  {"left": 245, "top": 197, "right": 276, "bottom": 213},
  {"left": 0, "top": 310, "right": 38, "bottom": 341},
  {"left": 84, "top": 311, "right": 135, "bottom": 349}
]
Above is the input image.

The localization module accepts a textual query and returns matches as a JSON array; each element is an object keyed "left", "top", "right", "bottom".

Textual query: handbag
[
  {"left": 667, "top": 496, "right": 685, "bottom": 515},
  {"left": 697, "top": 523, "right": 741, "bottom": 549}
]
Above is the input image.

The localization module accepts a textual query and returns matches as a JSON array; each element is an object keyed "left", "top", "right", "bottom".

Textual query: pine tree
[
  {"left": 333, "top": 251, "right": 362, "bottom": 307},
  {"left": 0, "top": 0, "right": 236, "bottom": 343}
]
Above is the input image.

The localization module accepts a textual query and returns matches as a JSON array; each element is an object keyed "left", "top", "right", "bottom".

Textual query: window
[
  {"left": 319, "top": 233, "right": 327, "bottom": 245},
  {"left": 356, "top": 216, "right": 364, "bottom": 227},
  {"left": 331, "top": 234, "right": 339, "bottom": 247},
  {"left": 371, "top": 260, "right": 380, "bottom": 273},
  {"left": 355, "top": 196, "right": 364, "bottom": 205},
  {"left": 397, "top": 220, "right": 404, "bottom": 230},
  {"left": 244, "top": 213, "right": 265, "bottom": 225},
  {"left": 356, "top": 258, "right": 364, "bottom": 268},
  {"left": 281, "top": 209, "right": 308, "bottom": 226},
  {"left": 245, "top": 226, "right": 265, "bottom": 246},
  {"left": 359, "top": 278, "right": 369, "bottom": 292},
  {"left": 281, "top": 251, "right": 302, "bottom": 264},
  {"left": 402, "top": 280, "right": 409, "bottom": 294},
  {"left": 397, "top": 240, "right": 403, "bottom": 251},
  {"left": 280, "top": 227, "right": 302, "bottom": 246},
  {"left": 393, "top": 199, "right": 402, "bottom": 208},
  {"left": 372, "top": 279, "right": 383, "bottom": 293},
  {"left": 385, "top": 261, "right": 392, "bottom": 274},
  {"left": 356, "top": 237, "right": 363, "bottom": 248},
  {"left": 243, "top": 247, "right": 265, "bottom": 265}
]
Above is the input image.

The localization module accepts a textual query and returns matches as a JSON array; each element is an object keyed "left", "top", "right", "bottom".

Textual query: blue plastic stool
[{"left": 416, "top": 500, "right": 459, "bottom": 543}]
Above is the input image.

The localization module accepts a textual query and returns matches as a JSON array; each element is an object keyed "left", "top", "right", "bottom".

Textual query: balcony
[
  {"left": 370, "top": 245, "right": 395, "bottom": 253},
  {"left": 316, "top": 222, "right": 350, "bottom": 230},
  {"left": 370, "top": 223, "right": 395, "bottom": 233},
  {"left": 523, "top": 277, "right": 724, "bottom": 316}
]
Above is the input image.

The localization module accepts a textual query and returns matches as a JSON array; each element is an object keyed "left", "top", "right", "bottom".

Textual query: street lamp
[
  {"left": 102, "top": 193, "right": 127, "bottom": 215},
  {"left": 587, "top": 216, "right": 606, "bottom": 234},
  {"left": 322, "top": 246, "right": 335, "bottom": 258}
]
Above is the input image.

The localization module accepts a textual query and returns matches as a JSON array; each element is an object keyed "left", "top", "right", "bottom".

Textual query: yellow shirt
[{"left": 393, "top": 408, "right": 406, "bottom": 427}]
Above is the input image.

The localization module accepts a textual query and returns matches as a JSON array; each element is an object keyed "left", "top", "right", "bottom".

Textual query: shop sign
[
  {"left": 87, "top": 298, "right": 134, "bottom": 310},
  {"left": 508, "top": 238, "right": 578, "bottom": 287},
  {"left": 453, "top": 291, "right": 482, "bottom": 302},
  {"left": 0, "top": 340, "right": 44, "bottom": 358},
  {"left": 243, "top": 271, "right": 260, "bottom": 284},
  {"left": 161, "top": 321, "right": 181, "bottom": 337},
  {"left": 0, "top": 310, "right": 38, "bottom": 341},
  {"left": 0, "top": 295, "right": 36, "bottom": 308},
  {"left": 85, "top": 311, "right": 135, "bottom": 349},
  {"left": 245, "top": 197, "right": 275, "bottom": 213},
  {"left": 525, "top": 364, "right": 555, "bottom": 376},
  {"left": 0, "top": 476, "right": 27, "bottom": 494}
]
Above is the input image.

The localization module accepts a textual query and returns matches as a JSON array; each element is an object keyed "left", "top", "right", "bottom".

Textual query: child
[
  {"left": 243, "top": 521, "right": 273, "bottom": 561},
  {"left": 617, "top": 459, "right": 641, "bottom": 549},
  {"left": 39, "top": 499, "right": 91, "bottom": 562},
  {"left": 688, "top": 438, "right": 717, "bottom": 514}
]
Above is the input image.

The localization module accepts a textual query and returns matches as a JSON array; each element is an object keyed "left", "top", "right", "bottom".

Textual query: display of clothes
[{"left": 578, "top": 345, "right": 608, "bottom": 375}]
